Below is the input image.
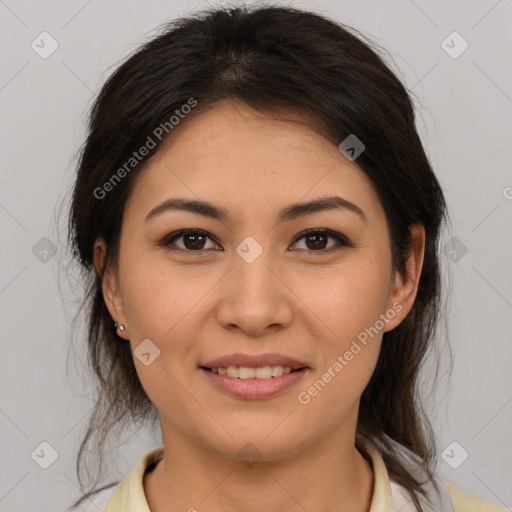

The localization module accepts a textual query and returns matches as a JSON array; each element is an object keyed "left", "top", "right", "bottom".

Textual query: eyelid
[
  {"left": 291, "top": 228, "right": 354, "bottom": 250},
  {"left": 159, "top": 228, "right": 354, "bottom": 253},
  {"left": 160, "top": 229, "right": 220, "bottom": 250}
]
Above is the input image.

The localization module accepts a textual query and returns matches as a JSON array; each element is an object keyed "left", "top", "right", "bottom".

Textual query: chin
[{"left": 200, "top": 427, "right": 305, "bottom": 464}]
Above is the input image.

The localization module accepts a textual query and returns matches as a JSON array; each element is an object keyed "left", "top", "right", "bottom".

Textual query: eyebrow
[{"left": 144, "top": 195, "right": 367, "bottom": 225}]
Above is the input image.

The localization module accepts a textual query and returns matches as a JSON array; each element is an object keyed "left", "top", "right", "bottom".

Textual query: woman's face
[{"left": 98, "top": 99, "right": 424, "bottom": 462}]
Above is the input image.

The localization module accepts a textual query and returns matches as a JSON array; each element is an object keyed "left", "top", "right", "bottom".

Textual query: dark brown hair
[{"left": 65, "top": 3, "right": 452, "bottom": 510}]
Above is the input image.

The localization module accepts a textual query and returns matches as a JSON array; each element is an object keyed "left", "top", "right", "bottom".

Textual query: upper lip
[{"left": 200, "top": 352, "right": 309, "bottom": 370}]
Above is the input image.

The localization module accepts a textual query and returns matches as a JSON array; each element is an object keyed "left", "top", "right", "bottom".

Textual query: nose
[{"left": 215, "top": 245, "right": 293, "bottom": 336}]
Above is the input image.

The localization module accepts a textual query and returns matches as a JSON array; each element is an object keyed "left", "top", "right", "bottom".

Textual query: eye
[
  {"left": 160, "top": 229, "right": 221, "bottom": 252},
  {"left": 160, "top": 228, "right": 352, "bottom": 254},
  {"left": 290, "top": 228, "right": 353, "bottom": 254}
]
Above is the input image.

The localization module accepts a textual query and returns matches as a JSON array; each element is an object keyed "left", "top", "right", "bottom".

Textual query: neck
[{"left": 144, "top": 429, "right": 374, "bottom": 512}]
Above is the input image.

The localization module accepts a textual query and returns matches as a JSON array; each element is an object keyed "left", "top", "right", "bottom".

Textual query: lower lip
[{"left": 200, "top": 368, "right": 308, "bottom": 399}]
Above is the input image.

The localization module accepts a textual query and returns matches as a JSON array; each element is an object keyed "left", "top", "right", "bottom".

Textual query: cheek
[
  {"left": 292, "top": 261, "right": 390, "bottom": 399},
  {"left": 296, "top": 259, "right": 391, "bottom": 344},
  {"left": 121, "top": 260, "right": 205, "bottom": 343},
  {"left": 118, "top": 258, "right": 209, "bottom": 410}
]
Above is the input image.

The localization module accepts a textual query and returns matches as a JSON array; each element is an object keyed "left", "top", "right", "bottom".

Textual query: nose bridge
[
  {"left": 215, "top": 233, "right": 292, "bottom": 334},
  {"left": 233, "top": 234, "right": 276, "bottom": 298}
]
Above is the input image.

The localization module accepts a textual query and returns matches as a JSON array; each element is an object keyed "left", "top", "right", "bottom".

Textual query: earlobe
[
  {"left": 384, "top": 223, "right": 426, "bottom": 332},
  {"left": 93, "top": 238, "right": 130, "bottom": 339}
]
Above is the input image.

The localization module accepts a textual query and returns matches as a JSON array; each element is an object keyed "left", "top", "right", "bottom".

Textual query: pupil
[
  {"left": 306, "top": 233, "right": 327, "bottom": 250},
  {"left": 185, "top": 233, "right": 205, "bottom": 250},
  {"left": 182, "top": 233, "right": 328, "bottom": 251}
]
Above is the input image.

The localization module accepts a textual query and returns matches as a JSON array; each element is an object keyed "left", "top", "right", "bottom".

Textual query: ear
[
  {"left": 93, "top": 237, "right": 130, "bottom": 340},
  {"left": 383, "top": 223, "right": 426, "bottom": 332}
]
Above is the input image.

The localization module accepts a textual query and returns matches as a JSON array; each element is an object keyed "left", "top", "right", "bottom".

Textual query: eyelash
[{"left": 159, "top": 228, "right": 354, "bottom": 256}]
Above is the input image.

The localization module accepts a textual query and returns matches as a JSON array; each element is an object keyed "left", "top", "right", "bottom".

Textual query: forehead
[{"left": 124, "top": 100, "right": 386, "bottom": 228}]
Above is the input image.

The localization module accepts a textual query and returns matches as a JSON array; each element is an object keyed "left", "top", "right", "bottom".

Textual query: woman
[{"left": 66, "top": 4, "right": 508, "bottom": 512}]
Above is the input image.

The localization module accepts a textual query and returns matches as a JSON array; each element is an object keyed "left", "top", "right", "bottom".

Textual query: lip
[
  {"left": 200, "top": 367, "right": 309, "bottom": 399},
  {"left": 200, "top": 352, "right": 309, "bottom": 370}
]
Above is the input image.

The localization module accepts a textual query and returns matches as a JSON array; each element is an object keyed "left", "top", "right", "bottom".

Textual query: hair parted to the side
[{"left": 64, "top": 3, "right": 452, "bottom": 510}]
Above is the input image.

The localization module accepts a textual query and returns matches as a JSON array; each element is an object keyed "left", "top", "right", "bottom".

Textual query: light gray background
[{"left": 1, "top": 1, "right": 511, "bottom": 511}]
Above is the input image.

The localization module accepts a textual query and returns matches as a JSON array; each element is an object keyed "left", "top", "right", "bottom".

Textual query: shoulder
[
  {"left": 444, "top": 481, "right": 510, "bottom": 512},
  {"left": 79, "top": 446, "right": 164, "bottom": 512},
  {"left": 71, "top": 484, "right": 118, "bottom": 512}
]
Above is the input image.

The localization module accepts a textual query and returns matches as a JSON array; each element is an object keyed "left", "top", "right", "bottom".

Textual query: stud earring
[{"left": 114, "top": 321, "right": 126, "bottom": 333}]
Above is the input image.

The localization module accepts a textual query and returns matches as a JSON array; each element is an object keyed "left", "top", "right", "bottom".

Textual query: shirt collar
[{"left": 106, "top": 434, "right": 395, "bottom": 512}]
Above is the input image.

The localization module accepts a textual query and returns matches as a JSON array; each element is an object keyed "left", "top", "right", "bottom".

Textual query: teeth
[{"left": 210, "top": 365, "right": 295, "bottom": 379}]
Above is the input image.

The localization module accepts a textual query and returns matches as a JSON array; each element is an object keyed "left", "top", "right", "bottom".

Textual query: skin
[{"left": 94, "top": 99, "right": 425, "bottom": 512}]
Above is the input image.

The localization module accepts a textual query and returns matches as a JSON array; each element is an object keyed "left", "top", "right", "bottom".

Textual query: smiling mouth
[
  {"left": 198, "top": 365, "right": 309, "bottom": 399},
  {"left": 199, "top": 366, "right": 307, "bottom": 379}
]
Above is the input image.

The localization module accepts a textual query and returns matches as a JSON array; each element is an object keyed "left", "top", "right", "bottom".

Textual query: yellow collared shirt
[{"left": 83, "top": 436, "right": 508, "bottom": 512}]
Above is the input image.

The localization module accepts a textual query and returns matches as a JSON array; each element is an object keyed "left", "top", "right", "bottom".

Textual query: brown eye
[
  {"left": 290, "top": 229, "right": 352, "bottom": 253},
  {"left": 160, "top": 228, "right": 352, "bottom": 255},
  {"left": 161, "top": 230, "right": 220, "bottom": 251}
]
